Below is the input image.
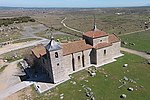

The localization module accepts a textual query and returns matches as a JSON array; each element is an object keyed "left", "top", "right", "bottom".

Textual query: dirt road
[
  {"left": 0, "top": 39, "right": 49, "bottom": 55},
  {"left": 121, "top": 47, "right": 150, "bottom": 60},
  {"left": 61, "top": 17, "right": 83, "bottom": 33}
]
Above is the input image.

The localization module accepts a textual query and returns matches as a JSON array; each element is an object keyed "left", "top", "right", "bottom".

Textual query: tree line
[{"left": 0, "top": 16, "right": 35, "bottom": 27}]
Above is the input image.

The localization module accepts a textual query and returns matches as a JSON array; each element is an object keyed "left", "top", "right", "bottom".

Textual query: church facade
[{"left": 31, "top": 25, "right": 123, "bottom": 84}]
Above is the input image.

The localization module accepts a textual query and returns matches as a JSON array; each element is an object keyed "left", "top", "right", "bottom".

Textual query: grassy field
[
  {"left": 12, "top": 38, "right": 40, "bottom": 44},
  {"left": 64, "top": 14, "right": 147, "bottom": 34},
  {"left": 0, "top": 65, "right": 7, "bottom": 72},
  {"left": 0, "top": 31, "right": 22, "bottom": 43},
  {"left": 120, "top": 30, "right": 150, "bottom": 52},
  {"left": 33, "top": 13, "right": 150, "bottom": 39},
  {"left": 0, "top": 46, "right": 33, "bottom": 62},
  {"left": 12, "top": 52, "right": 150, "bottom": 100},
  {"left": 35, "top": 30, "right": 80, "bottom": 42}
]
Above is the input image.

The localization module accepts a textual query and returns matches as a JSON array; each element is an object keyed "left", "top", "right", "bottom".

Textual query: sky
[{"left": 0, "top": 0, "right": 150, "bottom": 7}]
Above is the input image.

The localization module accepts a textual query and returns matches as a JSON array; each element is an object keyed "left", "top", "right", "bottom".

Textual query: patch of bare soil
[{"left": 5, "top": 86, "right": 34, "bottom": 100}]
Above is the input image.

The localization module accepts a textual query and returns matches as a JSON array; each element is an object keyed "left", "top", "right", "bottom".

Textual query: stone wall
[
  {"left": 93, "top": 36, "right": 108, "bottom": 46},
  {"left": 63, "top": 49, "right": 92, "bottom": 74},
  {"left": 96, "top": 46, "right": 111, "bottom": 65},
  {"left": 49, "top": 49, "right": 67, "bottom": 83},
  {"left": 83, "top": 49, "right": 92, "bottom": 67},
  {"left": 90, "top": 49, "right": 97, "bottom": 64},
  {"left": 72, "top": 52, "right": 83, "bottom": 71},
  {"left": 63, "top": 54, "right": 73, "bottom": 74},
  {"left": 111, "top": 42, "right": 121, "bottom": 56},
  {"left": 40, "top": 53, "right": 54, "bottom": 81},
  {"left": 83, "top": 35, "right": 109, "bottom": 46},
  {"left": 96, "top": 41, "right": 121, "bottom": 65}
]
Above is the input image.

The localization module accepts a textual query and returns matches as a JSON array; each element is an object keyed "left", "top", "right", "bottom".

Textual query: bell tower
[{"left": 46, "top": 36, "right": 67, "bottom": 83}]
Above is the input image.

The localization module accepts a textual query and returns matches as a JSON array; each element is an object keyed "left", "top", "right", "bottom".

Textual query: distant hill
[
  {"left": 0, "top": 6, "right": 150, "bottom": 10},
  {"left": 0, "top": 6, "right": 22, "bottom": 10}
]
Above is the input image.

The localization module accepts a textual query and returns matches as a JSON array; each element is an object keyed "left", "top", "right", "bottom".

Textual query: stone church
[{"left": 31, "top": 24, "right": 123, "bottom": 84}]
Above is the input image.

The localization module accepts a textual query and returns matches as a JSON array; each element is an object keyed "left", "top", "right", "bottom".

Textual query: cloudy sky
[{"left": 0, "top": 0, "right": 150, "bottom": 7}]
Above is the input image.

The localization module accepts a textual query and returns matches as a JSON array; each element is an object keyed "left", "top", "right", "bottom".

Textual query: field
[
  {"left": 120, "top": 30, "right": 150, "bottom": 52},
  {"left": 0, "top": 31, "right": 22, "bottom": 43},
  {"left": 0, "top": 46, "right": 33, "bottom": 62},
  {"left": 30, "top": 9, "right": 150, "bottom": 45},
  {"left": 64, "top": 14, "right": 147, "bottom": 34},
  {"left": 8, "top": 52, "right": 150, "bottom": 100}
]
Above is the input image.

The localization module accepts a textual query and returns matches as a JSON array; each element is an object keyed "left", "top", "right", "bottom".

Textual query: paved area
[
  {"left": 0, "top": 59, "right": 25, "bottom": 99},
  {"left": 0, "top": 60, "right": 22, "bottom": 92},
  {"left": 0, "top": 81, "right": 33, "bottom": 100},
  {"left": 34, "top": 76, "right": 70, "bottom": 93},
  {"left": 121, "top": 47, "right": 150, "bottom": 60}
]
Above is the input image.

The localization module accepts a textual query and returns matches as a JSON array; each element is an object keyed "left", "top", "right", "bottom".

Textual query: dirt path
[
  {"left": 121, "top": 47, "right": 150, "bottom": 60},
  {"left": 61, "top": 17, "right": 83, "bottom": 33},
  {"left": 0, "top": 59, "right": 33, "bottom": 99},
  {"left": 0, "top": 60, "right": 22, "bottom": 92},
  {"left": 21, "top": 24, "right": 48, "bottom": 39},
  {"left": 0, "top": 39, "right": 49, "bottom": 55},
  {"left": 118, "top": 28, "right": 150, "bottom": 36}
]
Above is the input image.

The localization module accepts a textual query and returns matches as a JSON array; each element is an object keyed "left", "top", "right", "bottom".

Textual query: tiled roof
[
  {"left": 62, "top": 40, "right": 93, "bottom": 56},
  {"left": 31, "top": 44, "right": 47, "bottom": 58},
  {"left": 108, "top": 34, "right": 120, "bottom": 43},
  {"left": 94, "top": 42, "right": 112, "bottom": 49},
  {"left": 83, "top": 30, "right": 108, "bottom": 38}
]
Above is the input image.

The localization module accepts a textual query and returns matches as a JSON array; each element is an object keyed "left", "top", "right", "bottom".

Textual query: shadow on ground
[{"left": 19, "top": 67, "right": 51, "bottom": 83}]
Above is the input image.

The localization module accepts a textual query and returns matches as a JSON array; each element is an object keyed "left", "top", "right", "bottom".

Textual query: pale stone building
[{"left": 31, "top": 25, "right": 123, "bottom": 84}]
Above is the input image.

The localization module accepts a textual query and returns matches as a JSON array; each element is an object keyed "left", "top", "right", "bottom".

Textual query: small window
[
  {"left": 104, "top": 50, "right": 106, "bottom": 55},
  {"left": 78, "top": 56, "right": 80, "bottom": 60},
  {"left": 57, "top": 63, "right": 59, "bottom": 66},
  {"left": 78, "top": 56, "right": 80, "bottom": 61},
  {"left": 43, "top": 58, "right": 45, "bottom": 64},
  {"left": 55, "top": 52, "right": 58, "bottom": 58}
]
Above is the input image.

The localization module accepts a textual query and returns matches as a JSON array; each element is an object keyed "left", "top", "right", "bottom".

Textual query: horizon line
[{"left": 0, "top": 5, "right": 150, "bottom": 9}]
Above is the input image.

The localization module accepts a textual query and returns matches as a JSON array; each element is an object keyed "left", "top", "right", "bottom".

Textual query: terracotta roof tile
[
  {"left": 94, "top": 42, "right": 112, "bottom": 49},
  {"left": 62, "top": 40, "right": 93, "bottom": 56},
  {"left": 108, "top": 34, "right": 120, "bottom": 43},
  {"left": 31, "top": 44, "right": 46, "bottom": 58},
  {"left": 83, "top": 30, "right": 108, "bottom": 38}
]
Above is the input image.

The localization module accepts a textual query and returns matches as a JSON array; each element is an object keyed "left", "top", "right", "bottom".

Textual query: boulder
[
  {"left": 91, "top": 96, "right": 95, "bottom": 100},
  {"left": 60, "top": 96, "right": 64, "bottom": 99},
  {"left": 123, "top": 64, "right": 128, "bottom": 67},
  {"left": 60, "top": 93, "right": 64, "bottom": 97},
  {"left": 123, "top": 76, "right": 128, "bottom": 81},
  {"left": 86, "top": 87, "right": 92, "bottom": 91},
  {"left": 91, "top": 72, "right": 96, "bottom": 77},
  {"left": 72, "top": 81, "right": 76, "bottom": 85},
  {"left": 86, "top": 92, "right": 90, "bottom": 97},
  {"left": 120, "top": 94, "right": 127, "bottom": 98},
  {"left": 127, "top": 87, "right": 134, "bottom": 91},
  {"left": 148, "top": 60, "right": 150, "bottom": 64}
]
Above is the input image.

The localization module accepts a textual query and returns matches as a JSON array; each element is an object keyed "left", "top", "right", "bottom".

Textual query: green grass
[
  {"left": 0, "top": 65, "right": 7, "bottom": 72},
  {"left": 120, "top": 30, "right": 150, "bottom": 52},
  {"left": 0, "top": 32, "right": 22, "bottom": 43},
  {"left": 4, "top": 56, "right": 23, "bottom": 62},
  {"left": 64, "top": 14, "right": 147, "bottom": 35},
  {"left": 12, "top": 38, "right": 40, "bottom": 44},
  {"left": 35, "top": 30, "right": 80, "bottom": 42},
  {"left": 32, "top": 52, "right": 150, "bottom": 100},
  {"left": 1, "top": 46, "right": 33, "bottom": 63}
]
